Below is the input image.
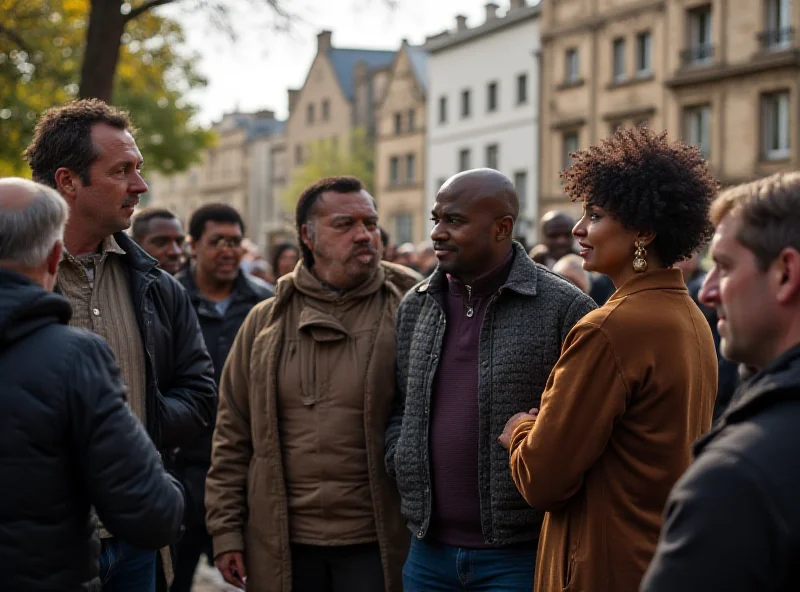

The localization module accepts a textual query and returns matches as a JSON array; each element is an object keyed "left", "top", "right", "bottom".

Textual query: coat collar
[
  {"left": 417, "top": 242, "right": 539, "bottom": 297},
  {"left": 114, "top": 231, "right": 159, "bottom": 273},
  {"left": 608, "top": 268, "right": 687, "bottom": 301}
]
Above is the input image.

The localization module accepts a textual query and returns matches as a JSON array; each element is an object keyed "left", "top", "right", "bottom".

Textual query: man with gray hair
[{"left": 0, "top": 178, "right": 186, "bottom": 591}]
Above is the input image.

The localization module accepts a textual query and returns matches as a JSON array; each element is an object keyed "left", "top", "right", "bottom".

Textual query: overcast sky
[{"left": 160, "top": 0, "right": 521, "bottom": 125}]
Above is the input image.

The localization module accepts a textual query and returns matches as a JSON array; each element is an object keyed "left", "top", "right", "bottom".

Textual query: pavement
[{"left": 191, "top": 558, "right": 242, "bottom": 592}]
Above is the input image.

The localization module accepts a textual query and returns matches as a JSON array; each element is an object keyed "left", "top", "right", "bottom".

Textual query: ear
[
  {"left": 54, "top": 168, "right": 79, "bottom": 200},
  {"left": 496, "top": 216, "right": 515, "bottom": 242},
  {"left": 636, "top": 230, "right": 657, "bottom": 247},
  {"left": 773, "top": 247, "right": 800, "bottom": 305},
  {"left": 46, "top": 240, "right": 63, "bottom": 277},
  {"left": 300, "top": 223, "right": 314, "bottom": 252}
]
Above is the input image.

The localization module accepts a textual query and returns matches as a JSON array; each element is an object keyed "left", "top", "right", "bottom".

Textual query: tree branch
[{"left": 126, "top": 0, "right": 178, "bottom": 22}]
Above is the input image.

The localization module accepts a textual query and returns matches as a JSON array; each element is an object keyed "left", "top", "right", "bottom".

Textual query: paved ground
[{"left": 191, "top": 558, "right": 242, "bottom": 592}]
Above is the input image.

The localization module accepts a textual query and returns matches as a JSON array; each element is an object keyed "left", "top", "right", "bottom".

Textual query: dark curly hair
[
  {"left": 295, "top": 175, "right": 367, "bottom": 267},
  {"left": 561, "top": 126, "right": 717, "bottom": 266},
  {"left": 25, "top": 99, "right": 135, "bottom": 189}
]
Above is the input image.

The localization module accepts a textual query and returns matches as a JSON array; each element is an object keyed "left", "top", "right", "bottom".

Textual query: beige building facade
[
  {"left": 284, "top": 30, "right": 394, "bottom": 201},
  {"left": 374, "top": 41, "right": 428, "bottom": 245},
  {"left": 144, "top": 110, "right": 286, "bottom": 249},
  {"left": 540, "top": 0, "right": 800, "bottom": 214}
]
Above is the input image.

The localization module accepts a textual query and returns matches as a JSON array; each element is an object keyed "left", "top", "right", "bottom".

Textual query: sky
[{"left": 159, "top": 0, "right": 510, "bottom": 125}]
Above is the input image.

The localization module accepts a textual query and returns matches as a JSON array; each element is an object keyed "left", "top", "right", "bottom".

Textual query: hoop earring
[{"left": 633, "top": 241, "right": 648, "bottom": 273}]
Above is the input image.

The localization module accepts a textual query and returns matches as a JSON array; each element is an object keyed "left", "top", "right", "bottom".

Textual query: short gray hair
[{"left": 0, "top": 179, "right": 69, "bottom": 267}]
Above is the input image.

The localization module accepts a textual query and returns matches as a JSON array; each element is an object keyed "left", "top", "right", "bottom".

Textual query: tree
[
  {"left": 0, "top": 0, "right": 213, "bottom": 176},
  {"left": 283, "top": 127, "right": 375, "bottom": 210},
  {"left": 80, "top": 0, "right": 396, "bottom": 103}
]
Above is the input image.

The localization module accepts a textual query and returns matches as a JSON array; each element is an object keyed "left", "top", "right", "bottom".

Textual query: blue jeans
[
  {"left": 99, "top": 538, "right": 157, "bottom": 592},
  {"left": 403, "top": 537, "right": 536, "bottom": 591}
]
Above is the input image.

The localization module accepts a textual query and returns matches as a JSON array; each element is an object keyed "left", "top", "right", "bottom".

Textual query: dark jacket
[
  {"left": 0, "top": 269, "right": 186, "bottom": 592},
  {"left": 642, "top": 342, "right": 800, "bottom": 592},
  {"left": 385, "top": 243, "right": 596, "bottom": 546},
  {"left": 173, "top": 268, "right": 271, "bottom": 521},
  {"left": 113, "top": 232, "right": 216, "bottom": 451}
]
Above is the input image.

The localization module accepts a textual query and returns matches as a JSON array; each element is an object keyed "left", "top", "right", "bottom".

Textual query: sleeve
[
  {"left": 205, "top": 303, "right": 262, "bottom": 557},
  {"left": 561, "top": 292, "right": 597, "bottom": 343},
  {"left": 384, "top": 295, "right": 412, "bottom": 479},
  {"left": 509, "top": 322, "right": 629, "bottom": 510},
  {"left": 157, "top": 279, "right": 218, "bottom": 450},
  {"left": 71, "top": 335, "right": 185, "bottom": 550},
  {"left": 641, "top": 449, "right": 782, "bottom": 592}
]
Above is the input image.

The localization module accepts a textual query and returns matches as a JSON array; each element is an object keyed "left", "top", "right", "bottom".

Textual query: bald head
[
  {"left": 440, "top": 168, "right": 519, "bottom": 220},
  {"left": 0, "top": 178, "right": 69, "bottom": 286},
  {"left": 540, "top": 209, "right": 576, "bottom": 261}
]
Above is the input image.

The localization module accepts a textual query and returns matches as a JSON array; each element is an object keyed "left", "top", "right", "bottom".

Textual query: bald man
[
  {"left": 0, "top": 178, "right": 185, "bottom": 591},
  {"left": 540, "top": 210, "right": 577, "bottom": 262},
  {"left": 385, "top": 169, "right": 596, "bottom": 590}
]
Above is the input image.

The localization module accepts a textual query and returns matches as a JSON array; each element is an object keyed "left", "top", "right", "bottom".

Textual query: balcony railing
[
  {"left": 758, "top": 27, "right": 795, "bottom": 50},
  {"left": 681, "top": 43, "right": 715, "bottom": 66}
]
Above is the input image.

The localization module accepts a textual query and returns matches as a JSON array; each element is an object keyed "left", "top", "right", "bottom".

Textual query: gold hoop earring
[{"left": 633, "top": 241, "right": 648, "bottom": 273}]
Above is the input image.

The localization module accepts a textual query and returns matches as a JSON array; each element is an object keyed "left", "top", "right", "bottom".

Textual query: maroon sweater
[{"left": 428, "top": 251, "right": 514, "bottom": 548}]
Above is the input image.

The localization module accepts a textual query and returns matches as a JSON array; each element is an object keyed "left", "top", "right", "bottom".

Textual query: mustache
[
  {"left": 433, "top": 242, "right": 456, "bottom": 251},
  {"left": 350, "top": 245, "right": 378, "bottom": 258},
  {"left": 121, "top": 195, "right": 139, "bottom": 207}
]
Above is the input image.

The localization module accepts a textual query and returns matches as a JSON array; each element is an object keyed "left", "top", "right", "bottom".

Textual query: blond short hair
[{"left": 711, "top": 172, "right": 800, "bottom": 270}]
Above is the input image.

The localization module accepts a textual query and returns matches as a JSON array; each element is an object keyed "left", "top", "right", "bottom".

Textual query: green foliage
[
  {"left": 0, "top": 0, "right": 212, "bottom": 177},
  {"left": 283, "top": 127, "right": 375, "bottom": 210}
]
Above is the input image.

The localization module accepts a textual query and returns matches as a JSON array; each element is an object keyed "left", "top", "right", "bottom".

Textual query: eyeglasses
[{"left": 209, "top": 236, "right": 244, "bottom": 250}]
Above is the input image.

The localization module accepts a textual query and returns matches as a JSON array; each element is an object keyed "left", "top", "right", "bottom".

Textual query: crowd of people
[{"left": 1, "top": 98, "right": 799, "bottom": 592}]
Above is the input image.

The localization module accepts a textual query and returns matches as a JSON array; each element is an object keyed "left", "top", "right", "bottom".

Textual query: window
[
  {"left": 408, "top": 108, "right": 416, "bottom": 131},
  {"left": 461, "top": 89, "right": 471, "bottom": 118},
  {"left": 613, "top": 38, "right": 626, "bottom": 82},
  {"left": 439, "top": 96, "right": 448, "bottom": 124},
  {"left": 307, "top": 103, "right": 315, "bottom": 124},
  {"left": 763, "top": 0, "right": 793, "bottom": 49},
  {"left": 513, "top": 171, "right": 528, "bottom": 205},
  {"left": 684, "top": 104, "right": 712, "bottom": 158},
  {"left": 394, "top": 214, "right": 413, "bottom": 245},
  {"left": 390, "top": 156, "right": 400, "bottom": 185},
  {"left": 486, "top": 144, "right": 499, "bottom": 170},
  {"left": 609, "top": 121, "right": 625, "bottom": 135},
  {"left": 459, "top": 148, "right": 471, "bottom": 172},
  {"left": 636, "top": 31, "right": 653, "bottom": 76},
  {"left": 565, "top": 48, "right": 580, "bottom": 83},
  {"left": 322, "top": 99, "right": 330, "bottom": 121},
  {"left": 562, "top": 132, "right": 579, "bottom": 170},
  {"left": 487, "top": 82, "right": 498, "bottom": 112},
  {"left": 686, "top": 6, "right": 714, "bottom": 65},
  {"left": 517, "top": 74, "right": 528, "bottom": 104},
  {"left": 394, "top": 112, "right": 402, "bottom": 134},
  {"left": 406, "top": 154, "right": 416, "bottom": 183},
  {"left": 762, "top": 91, "right": 791, "bottom": 160}
]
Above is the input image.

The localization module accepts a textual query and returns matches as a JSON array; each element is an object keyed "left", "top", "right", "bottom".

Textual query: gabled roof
[
  {"left": 327, "top": 48, "right": 396, "bottom": 100},
  {"left": 406, "top": 44, "right": 428, "bottom": 92}
]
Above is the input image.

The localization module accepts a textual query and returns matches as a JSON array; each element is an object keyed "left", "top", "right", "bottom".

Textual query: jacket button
[
  {"left": 431, "top": 353, "right": 438, "bottom": 359},
  {"left": 92, "top": 308, "right": 100, "bottom": 316},
  {"left": 417, "top": 530, "right": 424, "bottom": 538}
]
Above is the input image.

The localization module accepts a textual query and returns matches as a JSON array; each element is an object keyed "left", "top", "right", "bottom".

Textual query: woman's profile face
[{"left": 572, "top": 202, "right": 640, "bottom": 279}]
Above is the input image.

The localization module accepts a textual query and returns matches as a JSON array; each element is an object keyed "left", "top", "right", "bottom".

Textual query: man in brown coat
[{"left": 206, "top": 176, "right": 420, "bottom": 592}]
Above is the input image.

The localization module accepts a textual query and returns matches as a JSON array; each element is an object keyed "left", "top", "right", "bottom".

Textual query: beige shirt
[{"left": 57, "top": 235, "right": 147, "bottom": 424}]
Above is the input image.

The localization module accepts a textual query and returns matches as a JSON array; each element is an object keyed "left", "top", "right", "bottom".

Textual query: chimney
[
  {"left": 317, "top": 30, "right": 332, "bottom": 53},
  {"left": 455, "top": 15, "right": 468, "bottom": 32},
  {"left": 288, "top": 89, "right": 300, "bottom": 114},
  {"left": 485, "top": 2, "right": 498, "bottom": 21},
  {"left": 509, "top": 0, "right": 526, "bottom": 9}
]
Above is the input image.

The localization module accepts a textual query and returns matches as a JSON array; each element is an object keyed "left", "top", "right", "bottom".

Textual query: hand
[
  {"left": 215, "top": 551, "right": 247, "bottom": 590},
  {"left": 498, "top": 408, "right": 539, "bottom": 450}
]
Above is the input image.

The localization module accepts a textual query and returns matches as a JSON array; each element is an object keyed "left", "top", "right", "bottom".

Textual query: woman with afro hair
[{"left": 499, "top": 126, "right": 720, "bottom": 592}]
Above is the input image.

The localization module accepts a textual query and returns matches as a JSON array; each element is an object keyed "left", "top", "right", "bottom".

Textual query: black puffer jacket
[{"left": 0, "top": 269, "right": 186, "bottom": 591}]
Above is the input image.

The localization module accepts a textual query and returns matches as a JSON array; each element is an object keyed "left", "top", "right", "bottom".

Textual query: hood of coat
[{"left": 0, "top": 268, "right": 71, "bottom": 349}]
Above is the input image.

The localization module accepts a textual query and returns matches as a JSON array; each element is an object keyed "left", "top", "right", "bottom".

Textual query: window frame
[
  {"left": 612, "top": 37, "right": 627, "bottom": 82},
  {"left": 683, "top": 103, "right": 713, "bottom": 159},
  {"left": 762, "top": 90, "right": 791, "bottom": 161},
  {"left": 636, "top": 31, "right": 653, "bottom": 76}
]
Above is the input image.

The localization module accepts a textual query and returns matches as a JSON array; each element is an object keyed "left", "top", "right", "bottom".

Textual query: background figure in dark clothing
[
  {"left": 643, "top": 172, "right": 800, "bottom": 592},
  {"left": 0, "top": 178, "right": 185, "bottom": 592},
  {"left": 131, "top": 207, "right": 186, "bottom": 276},
  {"left": 386, "top": 168, "right": 595, "bottom": 591},
  {"left": 675, "top": 253, "right": 740, "bottom": 419},
  {"left": 171, "top": 203, "right": 272, "bottom": 592}
]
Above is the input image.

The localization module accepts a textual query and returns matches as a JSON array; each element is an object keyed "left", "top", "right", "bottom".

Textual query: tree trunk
[{"left": 79, "top": 0, "right": 126, "bottom": 102}]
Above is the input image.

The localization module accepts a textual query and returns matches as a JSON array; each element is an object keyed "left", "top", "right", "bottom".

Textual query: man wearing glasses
[{"left": 171, "top": 203, "right": 272, "bottom": 592}]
